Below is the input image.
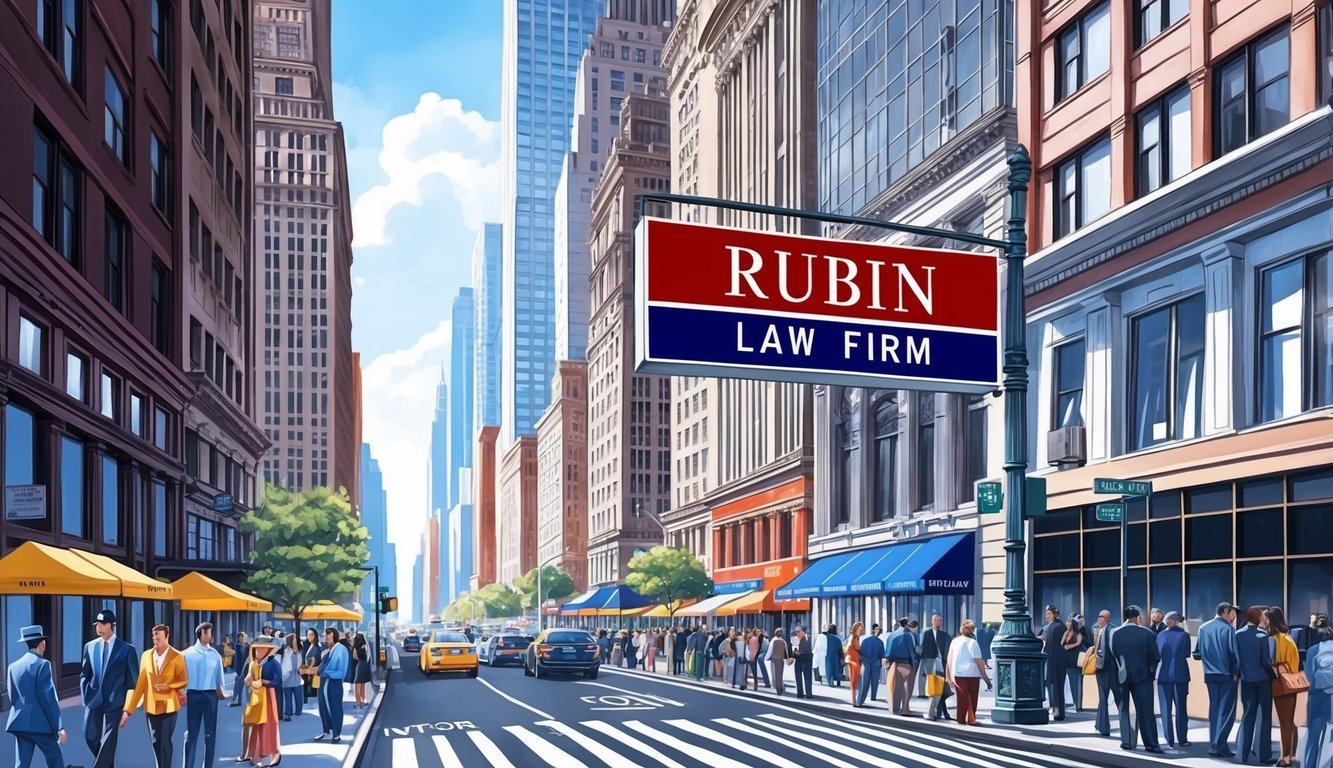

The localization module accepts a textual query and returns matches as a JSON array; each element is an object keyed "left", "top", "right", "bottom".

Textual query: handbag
[
  {"left": 1079, "top": 649, "right": 1098, "bottom": 676},
  {"left": 1272, "top": 662, "right": 1310, "bottom": 697},
  {"left": 926, "top": 673, "right": 945, "bottom": 697}
]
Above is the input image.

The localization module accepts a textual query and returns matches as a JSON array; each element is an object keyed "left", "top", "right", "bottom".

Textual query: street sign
[
  {"left": 976, "top": 481, "right": 1003, "bottom": 514},
  {"left": 633, "top": 217, "right": 1000, "bottom": 394},
  {"left": 1093, "top": 478, "right": 1152, "bottom": 496},
  {"left": 213, "top": 494, "right": 234, "bottom": 513},
  {"left": 1023, "top": 476, "right": 1048, "bottom": 519},
  {"left": 4, "top": 485, "right": 46, "bottom": 521},
  {"left": 1095, "top": 503, "right": 1124, "bottom": 522}
]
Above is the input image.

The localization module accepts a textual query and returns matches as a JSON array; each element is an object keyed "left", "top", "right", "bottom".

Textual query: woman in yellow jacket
[{"left": 1264, "top": 606, "right": 1301, "bottom": 767}]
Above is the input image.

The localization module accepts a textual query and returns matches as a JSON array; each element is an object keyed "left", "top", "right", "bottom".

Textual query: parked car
[
  {"left": 485, "top": 633, "right": 535, "bottom": 667},
  {"left": 523, "top": 628, "right": 600, "bottom": 679}
]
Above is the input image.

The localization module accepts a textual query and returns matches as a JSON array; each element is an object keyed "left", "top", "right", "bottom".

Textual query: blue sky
[{"left": 332, "top": 0, "right": 504, "bottom": 597}]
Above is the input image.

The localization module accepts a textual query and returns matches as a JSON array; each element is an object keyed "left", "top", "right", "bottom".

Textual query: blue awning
[
  {"left": 559, "top": 586, "right": 611, "bottom": 614},
  {"left": 779, "top": 532, "right": 976, "bottom": 598},
  {"left": 774, "top": 555, "right": 850, "bottom": 599},
  {"left": 714, "top": 578, "right": 762, "bottom": 595}
]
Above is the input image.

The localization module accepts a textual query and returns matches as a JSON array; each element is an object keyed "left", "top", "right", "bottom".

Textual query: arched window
[{"left": 872, "top": 391, "right": 899, "bottom": 522}]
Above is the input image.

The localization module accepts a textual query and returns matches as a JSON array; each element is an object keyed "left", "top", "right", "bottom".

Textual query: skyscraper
[
  {"left": 428, "top": 374, "right": 449, "bottom": 518},
  {"left": 359, "top": 444, "right": 396, "bottom": 610},
  {"left": 448, "top": 289, "right": 475, "bottom": 508},
  {"left": 499, "top": 0, "right": 604, "bottom": 446},
  {"left": 410, "top": 553, "right": 424, "bottom": 624},
  {"left": 253, "top": 0, "right": 357, "bottom": 500},
  {"left": 472, "top": 223, "right": 503, "bottom": 430}
]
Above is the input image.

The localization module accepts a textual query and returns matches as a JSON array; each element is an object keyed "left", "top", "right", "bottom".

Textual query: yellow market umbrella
[
  {"left": 276, "top": 600, "right": 361, "bottom": 622},
  {"left": 68, "top": 549, "right": 174, "bottom": 600},
  {"left": 714, "top": 590, "right": 770, "bottom": 617},
  {"left": 0, "top": 541, "right": 121, "bottom": 595},
  {"left": 641, "top": 599, "right": 696, "bottom": 618},
  {"left": 172, "top": 572, "right": 272, "bottom": 612}
]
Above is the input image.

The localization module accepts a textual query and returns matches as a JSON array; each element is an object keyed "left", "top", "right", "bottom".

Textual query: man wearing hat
[
  {"left": 79, "top": 608, "right": 139, "bottom": 768},
  {"left": 6, "top": 625, "right": 67, "bottom": 767}
]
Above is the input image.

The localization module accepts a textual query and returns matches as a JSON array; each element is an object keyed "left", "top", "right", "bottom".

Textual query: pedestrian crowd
[
  {"left": 5, "top": 611, "right": 375, "bottom": 768},
  {"left": 590, "top": 603, "right": 1333, "bottom": 766}
]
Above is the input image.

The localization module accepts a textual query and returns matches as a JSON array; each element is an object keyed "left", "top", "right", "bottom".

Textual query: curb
[
  {"left": 342, "top": 670, "right": 391, "bottom": 768},
  {"left": 602, "top": 666, "right": 1192, "bottom": 768}
]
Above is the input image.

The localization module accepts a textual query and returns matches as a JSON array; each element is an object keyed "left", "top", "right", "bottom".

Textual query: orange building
[
  {"left": 471, "top": 425, "right": 500, "bottom": 591},
  {"left": 497, "top": 436, "right": 538, "bottom": 585},
  {"left": 702, "top": 476, "right": 813, "bottom": 623}
]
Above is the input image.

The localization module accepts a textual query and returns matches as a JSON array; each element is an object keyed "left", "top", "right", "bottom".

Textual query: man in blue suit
[
  {"left": 6, "top": 625, "right": 67, "bottom": 768},
  {"left": 1235, "top": 605, "right": 1275, "bottom": 765},
  {"left": 79, "top": 608, "right": 139, "bottom": 768},
  {"left": 1155, "top": 611, "right": 1191, "bottom": 748},
  {"left": 856, "top": 624, "right": 886, "bottom": 707},
  {"left": 1193, "top": 601, "right": 1239, "bottom": 758},
  {"left": 1105, "top": 605, "right": 1163, "bottom": 754}
]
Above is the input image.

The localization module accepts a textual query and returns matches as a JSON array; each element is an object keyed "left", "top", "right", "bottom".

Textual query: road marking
[
  {"left": 663, "top": 720, "right": 799, "bottom": 768},
  {"left": 816, "top": 710, "right": 1054, "bottom": 767},
  {"left": 536, "top": 720, "right": 643, "bottom": 767},
  {"left": 581, "top": 720, "right": 688, "bottom": 768},
  {"left": 474, "top": 676, "right": 553, "bottom": 720},
  {"left": 759, "top": 712, "right": 977, "bottom": 768},
  {"left": 391, "top": 735, "right": 420, "bottom": 768},
  {"left": 431, "top": 734, "right": 465, "bottom": 768},
  {"left": 502, "top": 725, "right": 584, "bottom": 767},
  {"left": 709, "top": 717, "right": 846, "bottom": 766},
  {"left": 575, "top": 681, "right": 685, "bottom": 706},
  {"left": 622, "top": 720, "right": 751, "bottom": 768},
  {"left": 467, "top": 731, "right": 516, "bottom": 768},
  {"left": 741, "top": 717, "right": 908, "bottom": 768}
]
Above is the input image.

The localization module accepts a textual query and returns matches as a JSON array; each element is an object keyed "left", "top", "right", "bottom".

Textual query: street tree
[
  {"left": 512, "top": 566, "right": 578, "bottom": 611},
  {"left": 443, "top": 592, "right": 487, "bottom": 623},
  {"left": 239, "top": 484, "right": 370, "bottom": 635},
  {"left": 624, "top": 546, "right": 713, "bottom": 622},
  {"left": 474, "top": 582, "right": 522, "bottom": 619}
]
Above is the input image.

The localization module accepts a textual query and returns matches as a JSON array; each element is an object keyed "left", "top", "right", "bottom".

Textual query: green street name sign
[
  {"left": 977, "top": 482, "right": 1003, "bottom": 514},
  {"left": 1095, "top": 503, "right": 1123, "bottom": 522},
  {"left": 1093, "top": 478, "right": 1152, "bottom": 496}
]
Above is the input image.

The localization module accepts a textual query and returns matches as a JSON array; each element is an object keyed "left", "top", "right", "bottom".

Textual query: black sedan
[
  {"left": 485, "top": 633, "right": 534, "bottom": 667},
  {"left": 523, "top": 629, "right": 601, "bottom": 679},
  {"left": 402, "top": 633, "right": 421, "bottom": 653}
]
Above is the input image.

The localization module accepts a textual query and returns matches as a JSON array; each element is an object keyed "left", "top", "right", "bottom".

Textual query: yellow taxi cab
[{"left": 419, "top": 629, "right": 478, "bottom": 677}]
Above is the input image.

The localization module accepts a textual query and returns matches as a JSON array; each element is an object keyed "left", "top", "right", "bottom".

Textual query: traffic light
[{"left": 378, "top": 595, "right": 398, "bottom": 614}]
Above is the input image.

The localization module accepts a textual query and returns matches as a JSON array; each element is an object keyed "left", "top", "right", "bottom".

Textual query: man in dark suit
[
  {"left": 790, "top": 626, "right": 814, "bottom": 699},
  {"left": 1105, "top": 605, "right": 1163, "bottom": 754},
  {"left": 6, "top": 625, "right": 67, "bottom": 768},
  {"left": 79, "top": 608, "right": 140, "bottom": 768},
  {"left": 1092, "top": 609, "right": 1122, "bottom": 737},
  {"left": 856, "top": 624, "right": 885, "bottom": 706},
  {"left": 1038, "top": 605, "right": 1067, "bottom": 720},
  {"left": 1193, "top": 602, "right": 1240, "bottom": 758},
  {"left": 1148, "top": 608, "right": 1167, "bottom": 635},
  {"left": 1155, "top": 611, "right": 1192, "bottom": 748},
  {"left": 921, "top": 615, "right": 953, "bottom": 720},
  {"left": 1236, "top": 605, "right": 1275, "bottom": 765}
]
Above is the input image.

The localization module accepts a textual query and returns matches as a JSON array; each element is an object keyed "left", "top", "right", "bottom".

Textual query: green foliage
[
  {"left": 473, "top": 582, "right": 522, "bottom": 618},
  {"left": 240, "top": 485, "right": 371, "bottom": 629},
  {"left": 443, "top": 592, "right": 486, "bottom": 622},
  {"left": 511, "top": 566, "right": 578, "bottom": 610},
  {"left": 624, "top": 546, "right": 713, "bottom": 620}
]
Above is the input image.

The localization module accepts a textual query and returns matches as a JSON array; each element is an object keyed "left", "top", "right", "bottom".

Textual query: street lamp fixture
[
  {"left": 632, "top": 502, "right": 666, "bottom": 541},
  {"left": 536, "top": 546, "right": 578, "bottom": 634}
]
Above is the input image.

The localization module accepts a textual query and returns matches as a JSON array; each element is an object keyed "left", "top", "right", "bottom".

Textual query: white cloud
[
  {"left": 360, "top": 322, "right": 451, "bottom": 555},
  {"left": 351, "top": 93, "right": 501, "bottom": 247}
]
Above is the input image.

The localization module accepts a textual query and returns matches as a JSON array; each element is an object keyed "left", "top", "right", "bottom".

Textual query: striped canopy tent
[{"left": 580, "top": 585, "right": 654, "bottom": 617}]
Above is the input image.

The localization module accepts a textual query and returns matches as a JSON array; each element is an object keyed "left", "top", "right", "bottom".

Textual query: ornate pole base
[{"left": 990, "top": 609, "right": 1048, "bottom": 724}]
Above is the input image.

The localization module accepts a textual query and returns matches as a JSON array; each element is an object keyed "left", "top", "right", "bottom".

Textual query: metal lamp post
[
  {"left": 988, "top": 146, "right": 1048, "bottom": 725},
  {"left": 536, "top": 547, "right": 577, "bottom": 634}
]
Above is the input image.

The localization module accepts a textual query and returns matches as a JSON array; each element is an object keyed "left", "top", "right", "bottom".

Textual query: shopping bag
[{"left": 926, "top": 673, "right": 945, "bottom": 697}]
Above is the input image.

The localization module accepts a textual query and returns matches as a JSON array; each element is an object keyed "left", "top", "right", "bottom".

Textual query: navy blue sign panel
[{"left": 713, "top": 579, "right": 762, "bottom": 595}]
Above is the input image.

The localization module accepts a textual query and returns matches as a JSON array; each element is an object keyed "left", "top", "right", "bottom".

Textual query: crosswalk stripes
[{"left": 382, "top": 713, "right": 1066, "bottom": 768}]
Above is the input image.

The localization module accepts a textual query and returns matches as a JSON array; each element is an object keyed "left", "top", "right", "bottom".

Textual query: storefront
[
  {"left": 703, "top": 559, "right": 811, "bottom": 631},
  {"left": 778, "top": 531, "right": 978, "bottom": 635}
]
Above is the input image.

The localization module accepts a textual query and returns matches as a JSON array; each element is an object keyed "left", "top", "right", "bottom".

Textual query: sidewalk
[
  {"left": 0, "top": 671, "right": 378, "bottom": 768},
  {"left": 610, "top": 658, "right": 1295, "bottom": 768}
]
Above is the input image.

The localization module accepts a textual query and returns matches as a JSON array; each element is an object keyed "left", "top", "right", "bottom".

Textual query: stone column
[
  {"left": 1203, "top": 243, "right": 1244, "bottom": 435},
  {"left": 1083, "top": 292, "right": 1123, "bottom": 463}
]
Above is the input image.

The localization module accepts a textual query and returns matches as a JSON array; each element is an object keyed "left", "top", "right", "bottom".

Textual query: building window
[
  {"left": 275, "top": 77, "right": 294, "bottom": 95},
  {"left": 150, "top": 134, "right": 169, "bottom": 213},
  {"left": 1215, "top": 28, "right": 1290, "bottom": 157},
  {"left": 103, "top": 69, "right": 128, "bottom": 165},
  {"left": 100, "top": 370, "right": 118, "bottom": 420},
  {"left": 66, "top": 351, "right": 86, "bottom": 401},
  {"left": 61, "top": 434, "right": 84, "bottom": 537},
  {"left": 1136, "top": 84, "right": 1191, "bottom": 196},
  {"left": 1056, "top": 1, "right": 1111, "bottom": 101},
  {"left": 101, "top": 452, "right": 119, "bottom": 545},
  {"left": 964, "top": 394, "right": 988, "bottom": 500},
  {"left": 1054, "top": 340, "right": 1086, "bottom": 427},
  {"left": 873, "top": 392, "right": 898, "bottom": 522},
  {"left": 38, "top": 0, "right": 82, "bottom": 89},
  {"left": 1321, "top": 5, "right": 1333, "bottom": 103},
  {"left": 152, "top": 480, "right": 168, "bottom": 557},
  {"left": 129, "top": 393, "right": 144, "bottom": 437},
  {"left": 154, "top": 407, "right": 169, "bottom": 453},
  {"left": 18, "top": 315, "right": 44, "bottom": 375},
  {"left": 1131, "top": 294, "right": 1205, "bottom": 450},
  {"left": 151, "top": 262, "right": 169, "bottom": 355},
  {"left": 917, "top": 396, "right": 936, "bottom": 510},
  {"left": 104, "top": 207, "right": 128, "bottom": 312},
  {"left": 32, "top": 126, "right": 81, "bottom": 266},
  {"left": 1260, "top": 253, "right": 1332, "bottom": 421},
  {"left": 189, "top": 318, "right": 202, "bottom": 367},
  {"left": 1137, "top": 0, "right": 1188, "bottom": 48},
  {"left": 836, "top": 389, "right": 861, "bottom": 526},
  {"left": 150, "top": 0, "right": 168, "bottom": 66},
  {"left": 1054, "top": 137, "right": 1112, "bottom": 239}
]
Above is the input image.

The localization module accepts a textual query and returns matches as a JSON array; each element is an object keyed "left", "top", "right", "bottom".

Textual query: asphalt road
[{"left": 362, "top": 650, "right": 1076, "bottom": 768}]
